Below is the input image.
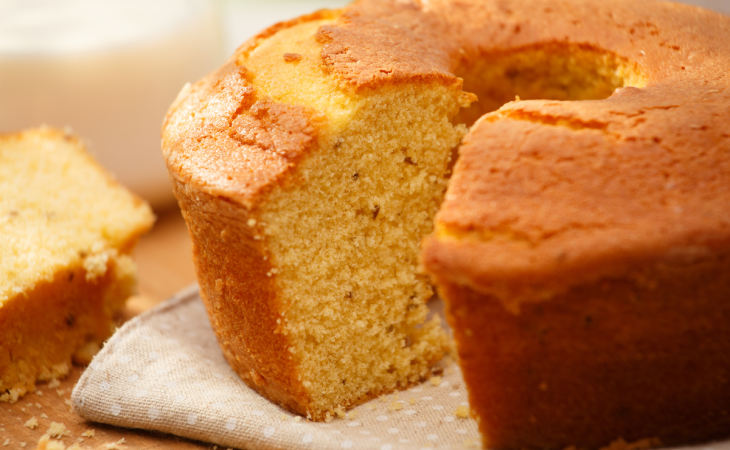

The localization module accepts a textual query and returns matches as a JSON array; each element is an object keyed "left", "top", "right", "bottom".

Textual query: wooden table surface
[{"left": 2, "top": 208, "right": 217, "bottom": 450}]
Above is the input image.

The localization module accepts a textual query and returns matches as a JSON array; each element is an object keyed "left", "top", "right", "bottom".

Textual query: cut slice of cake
[
  {"left": 163, "top": 12, "right": 471, "bottom": 420},
  {"left": 1, "top": 128, "right": 154, "bottom": 403}
]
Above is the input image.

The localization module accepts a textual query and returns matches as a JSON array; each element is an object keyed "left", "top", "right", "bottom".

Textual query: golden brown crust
[
  {"left": 162, "top": 62, "right": 323, "bottom": 210},
  {"left": 1, "top": 256, "right": 133, "bottom": 401},
  {"left": 236, "top": 9, "right": 343, "bottom": 60},
  {"left": 170, "top": 177, "right": 313, "bottom": 415},
  {"left": 423, "top": 87, "right": 730, "bottom": 310},
  {"left": 437, "top": 251, "right": 730, "bottom": 449}
]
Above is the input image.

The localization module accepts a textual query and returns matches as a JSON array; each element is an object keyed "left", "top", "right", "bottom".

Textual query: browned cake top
[
  {"left": 162, "top": 59, "right": 324, "bottom": 209},
  {"left": 318, "top": 0, "right": 728, "bottom": 86},
  {"left": 414, "top": 1, "right": 730, "bottom": 308}
]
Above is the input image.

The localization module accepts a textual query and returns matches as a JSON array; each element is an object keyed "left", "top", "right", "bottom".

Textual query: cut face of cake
[{"left": 1, "top": 128, "right": 154, "bottom": 402}]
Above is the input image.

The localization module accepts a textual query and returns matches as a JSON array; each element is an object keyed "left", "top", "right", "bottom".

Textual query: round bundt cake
[{"left": 162, "top": 0, "right": 730, "bottom": 447}]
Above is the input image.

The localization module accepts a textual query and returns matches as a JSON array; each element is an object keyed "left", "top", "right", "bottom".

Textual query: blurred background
[{"left": 0, "top": 0, "right": 726, "bottom": 211}]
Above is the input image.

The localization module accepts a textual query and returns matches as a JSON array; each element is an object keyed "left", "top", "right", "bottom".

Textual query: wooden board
[{"left": 1, "top": 208, "right": 215, "bottom": 450}]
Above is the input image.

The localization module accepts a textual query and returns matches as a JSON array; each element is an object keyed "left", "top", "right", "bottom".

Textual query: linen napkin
[{"left": 72, "top": 285, "right": 481, "bottom": 449}]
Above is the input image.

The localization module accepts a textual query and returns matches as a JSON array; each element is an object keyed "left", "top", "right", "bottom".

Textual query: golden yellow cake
[
  {"left": 162, "top": 0, "right": 730, "bottom": 445},
  {"left": 1, "top": 128, "right": 154, "bottom": 403}
]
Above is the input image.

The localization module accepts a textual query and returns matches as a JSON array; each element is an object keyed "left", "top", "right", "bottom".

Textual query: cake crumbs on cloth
[
  {"left": 462, "top": 437, "right": 480, "bottom": 448},
  {"left": 388, "top": 401, "right": 403, "bottom": 411},
  {"left": 455, "top": 405, "right": 470, "bottom": 419}
]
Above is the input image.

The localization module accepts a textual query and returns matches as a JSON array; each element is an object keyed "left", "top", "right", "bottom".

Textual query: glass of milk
[{"left": 0, "top": 0, "right": 224, "bottom": 209}]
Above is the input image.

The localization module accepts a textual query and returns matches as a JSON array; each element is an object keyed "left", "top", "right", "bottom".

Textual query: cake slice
[
  {"left": 163, "top": 11, "right": 470, "bottom": 420},
  {"left": 1, "top": 128, "right": 154, "bottom": 403}
]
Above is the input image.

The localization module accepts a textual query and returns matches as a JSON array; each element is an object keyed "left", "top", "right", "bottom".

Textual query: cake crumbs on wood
[
  {"left": 81, "top": 430, "right": 95, "bottom": 438},
  {"left": 46, "top": 421, "right": 69, "bottom": 438},
  {"left": 47, "top": 379, "right": 61, "bottom": 389},
  {"left": 24, "top": 416, "right": 39, "bottom": 429},
  {"left": 35, "top": 434, "right": 81, "bottom": 450},
  {"left": 105, "top": 439, "right": 126, "bottom": 450}
]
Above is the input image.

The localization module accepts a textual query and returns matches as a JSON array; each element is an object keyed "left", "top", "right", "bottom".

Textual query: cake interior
[
  {"left": 237, "top": 17, "right": 646, "bottom": 418},
  {"left": 1, "top": 130, "right": 152, "bottom": 303},
  {"left": 241, "top": 18, "right": 466, "bottom": 417}
]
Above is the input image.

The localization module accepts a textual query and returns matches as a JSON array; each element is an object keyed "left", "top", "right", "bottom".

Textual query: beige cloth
[{"left": 72, "top": 286, "right": 481, "bottom": 449}]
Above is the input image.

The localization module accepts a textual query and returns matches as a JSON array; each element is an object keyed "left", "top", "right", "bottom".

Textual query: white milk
[{"left": 0, "top": 0, "right": 223, "bottom": 208}]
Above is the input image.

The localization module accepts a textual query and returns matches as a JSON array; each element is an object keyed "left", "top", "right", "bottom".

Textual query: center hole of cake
[{"left": 454, "top": 44, "right": 648, "bottom": 126}]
